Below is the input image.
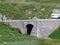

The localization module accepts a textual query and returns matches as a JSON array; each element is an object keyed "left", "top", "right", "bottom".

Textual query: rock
[
  {"left": 0, "top": 14, "right": 7, "bottom": 21},
  {"left": 41, "top": 8, "right": 45, "bottom": 11},
  {"left": 32, "top": 16, "right": 39, "bottom": 20},
  {"left": 56, "top": 4, "right": 60, "bottom": 7},
  {"left": 0, "top": 35, "right": 2, "bottom": 37},
  {"left": 33, "top": 8, "right": 37, "bottom": 11},
  {"left": 28, "top": 17, "right": 32, "bottom": 19},
  {"left": 26, "top": 9, "right": 33, "bottom": 14},
  {"left": 2, "top": 15, "right": 7, "bottom": 20},
  {"left": 3, "top": 42, "right": 7, "bottom": 44},
  {"left": 52, "top": 9, "right": 60, "bottom": 13}
]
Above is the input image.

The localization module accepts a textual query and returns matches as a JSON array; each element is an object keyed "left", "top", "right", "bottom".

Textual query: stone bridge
[{"left": 1, "top": 19, "right": 60, "bottom": 38}]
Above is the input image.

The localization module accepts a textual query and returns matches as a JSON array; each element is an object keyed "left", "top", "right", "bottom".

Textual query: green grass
[
  {"left": 0, "top": 0, "right": 26, "bottom": 2},
  {"left": 0, "top": 39, "right": 60, "bottom": 45},
  {"left": 0, "top": 2, "right": 60, "bottom": 19},
  {"left": 26, "top": 0, "right": 60, "bottom": 3},
  {"left": 1, "top": 0, "right": 60, "bottom": 3},
  {"left": 0, "top": 22, "right": 36, "bottom": 42},
  {"left": 49, "top": 26, "right": 60, "bottom": 39}
]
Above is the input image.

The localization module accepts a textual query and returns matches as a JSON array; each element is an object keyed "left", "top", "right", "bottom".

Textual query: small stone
[
  {"left": 32, "top": 16, "right": 39, "bottom": 20},
  {"left": 56, "top": 4, "right": 60, "bottom": 7},
  {"left": 28, "top": 17, "right": 32, "bottom": 19},
  {"left": 0, "top": 35, "right": 2, "bottom": 37},
  {"left": 26, "top": 9, "right": 32, "bottom": 14},
  {"left": 3, "top": 15, "right": 7, "bottom": 20},
  {"left": 3, "top": 42, "right": 7, "bottom": 44},
  {"left": 33, "top": 8, "right": 36, "bottom": 11},
  {"left": 41, "top": 8, "right": 45, "bottom": 11}
]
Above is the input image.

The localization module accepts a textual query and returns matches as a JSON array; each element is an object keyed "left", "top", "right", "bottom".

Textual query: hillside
[
  {"left": 0, "top": 22, "right": 21, "bottom": 42},
  {"left": 0, "top": 2, "right": 60, "bottom": 19},
  {"left": 26, "top": 0, "right": 60, "bottom": 3},
  {"left": 1, "top": 0, "right": 60, "bottom": 3}
]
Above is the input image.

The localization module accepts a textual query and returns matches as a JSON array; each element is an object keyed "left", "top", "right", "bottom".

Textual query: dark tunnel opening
[{"left": 26, "top": 24, "right": 33, "bottom": 35}]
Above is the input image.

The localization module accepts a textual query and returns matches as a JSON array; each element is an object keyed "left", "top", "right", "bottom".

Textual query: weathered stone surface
[{"left": 2, "top": 19, "right": 60, "bottom": 38}]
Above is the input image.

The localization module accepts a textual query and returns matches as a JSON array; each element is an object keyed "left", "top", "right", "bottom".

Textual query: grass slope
[
  {"left": 0, "top": 2, "right": 60, "bottom": 19},
  {"left": 0, "top": 22, "right": 36, "bottom": 43},
  {"left": 1, "top": 0, "right": 60, "bottom": 3},
  {"left": 26, "top": 0, "right": 60, "bottom": 3},
  {"left": 49, "top": 26, "right": 60, "bottom": 39},
  {"left": 1, "top": 39, "right": 60, "bottom": 45}
]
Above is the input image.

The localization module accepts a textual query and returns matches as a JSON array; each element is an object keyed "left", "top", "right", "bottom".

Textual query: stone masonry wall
[{"left": 2, "top": 19, "right": 60, "bottom": 38}]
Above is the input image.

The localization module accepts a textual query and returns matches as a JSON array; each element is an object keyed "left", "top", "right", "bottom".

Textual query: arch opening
[{"left": 26, "top": 24, "right": 33, "bottom": 35}]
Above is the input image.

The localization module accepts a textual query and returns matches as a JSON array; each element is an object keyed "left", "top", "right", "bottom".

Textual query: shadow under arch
[{"left": 26, "top": 24, "right": 34, "bottom": 35}]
